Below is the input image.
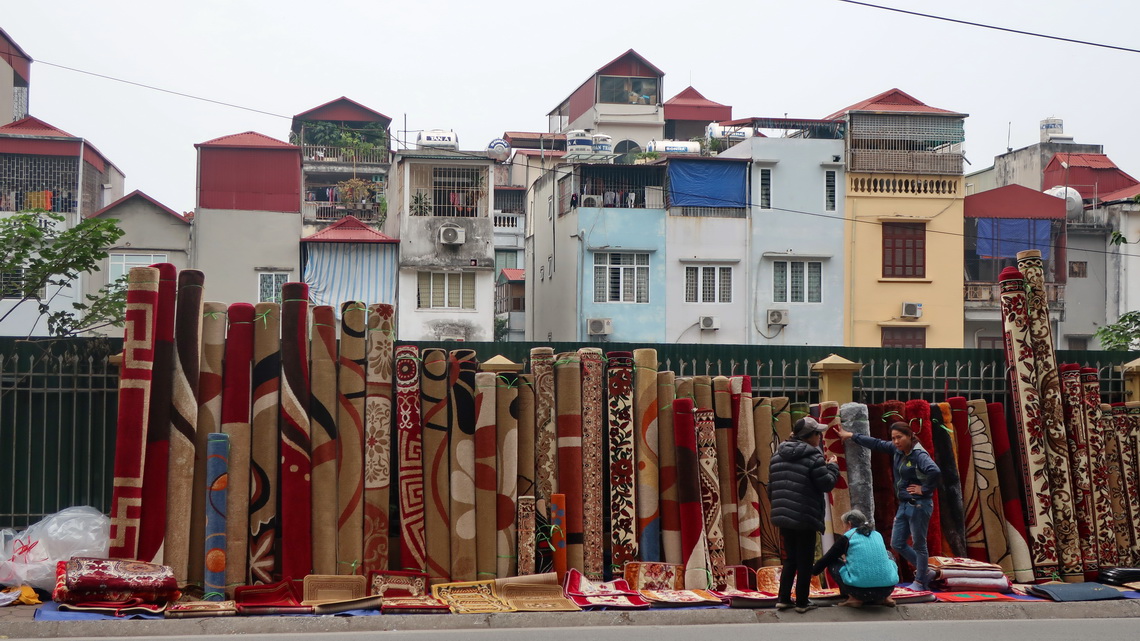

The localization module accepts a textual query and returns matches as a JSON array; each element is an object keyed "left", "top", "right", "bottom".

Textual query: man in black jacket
[{"left": 768, "top": 416, "right": 839, "bottom": 612}]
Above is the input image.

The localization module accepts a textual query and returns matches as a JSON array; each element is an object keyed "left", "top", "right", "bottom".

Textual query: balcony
[
  {"left": 848, "top": 150, "right": 963, "bottom": 176},
  {"left": 302, "top": 144, "right": 389, "bottom": 166},
  {"left": 303, "top": 201, "right": 385, "bottom": 223},
  {"left": 964, "top": 281, "right": 1065, "bottom": 311}
]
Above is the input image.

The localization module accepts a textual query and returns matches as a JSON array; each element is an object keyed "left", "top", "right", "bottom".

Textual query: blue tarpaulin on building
[
  {"left": 667, "top": 159, "right": 747, "bottom": 208},
  {"left": 976, "top": 218, "right": 1052, "bottom": 259}
]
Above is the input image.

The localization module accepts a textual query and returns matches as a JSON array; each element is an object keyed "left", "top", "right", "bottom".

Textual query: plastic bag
[{"left": 0, "top": 506, "right": 109, "bottom": 591}]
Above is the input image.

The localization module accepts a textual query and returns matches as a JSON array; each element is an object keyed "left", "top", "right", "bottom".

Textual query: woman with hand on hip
[{"left": 838, "top": 422, "right": 940, "bottom": 590}]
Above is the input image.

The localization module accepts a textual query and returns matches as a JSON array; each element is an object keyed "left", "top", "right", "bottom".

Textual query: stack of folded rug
[
  {"left": 929, "top": 556, "right": 1012, "bottom": 593},
  {"left": 52, "top": 558, "right": 181, "bottom": 616}
]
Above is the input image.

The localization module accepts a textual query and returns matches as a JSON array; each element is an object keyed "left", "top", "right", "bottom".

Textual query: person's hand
[
  {"left": 825, "top": 454, "right": 838, "bottom": 465},
  {"left": 837, "top": 427, "right": 854, "bottom": 441},
  {"left": 906, "top": 484, "right": 923, "bottom": 496}
]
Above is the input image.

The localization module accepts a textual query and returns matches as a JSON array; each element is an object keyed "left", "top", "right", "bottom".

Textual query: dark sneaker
[
  {"left": 775, "top": 601, "right": 794, "bottom": 611},
  {"left": 795, "top": 603, "right": 818, "bottom": 613}
]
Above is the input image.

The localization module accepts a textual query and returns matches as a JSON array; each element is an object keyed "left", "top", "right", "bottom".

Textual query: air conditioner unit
[
  {"left": 587, "top": 317, "right": 613, "bottom": 335},
  {"left": 581, "top": 195, "right": 601, "bottom": 208},
  {"left": 439, "top": 226, "right": 466, "bottom": 245},
  {"left": 901, "top": 302, "right": 923, "bottom": 319},
  {"left": 767, "top": 309, "right": 790, "bottom": 326},
  {"left": 699, "top": 315, "right": 720, "bottom": 330}
]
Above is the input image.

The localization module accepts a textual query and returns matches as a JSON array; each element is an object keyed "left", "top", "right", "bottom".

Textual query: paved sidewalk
[{"left": 3, "top": 599, "right": 1140, "bottom": 639}]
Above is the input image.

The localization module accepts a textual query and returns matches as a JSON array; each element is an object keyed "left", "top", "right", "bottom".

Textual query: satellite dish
[{"left": 486, "top": 138, "right": 510, "bottom": 161}]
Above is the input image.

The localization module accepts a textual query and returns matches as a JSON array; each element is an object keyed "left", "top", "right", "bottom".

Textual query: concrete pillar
[{"left": 811, "top": 353, "right": 864, "bottom": 405}]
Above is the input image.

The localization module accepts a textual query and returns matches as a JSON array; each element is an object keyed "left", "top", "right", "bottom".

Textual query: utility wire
[
  {"left": 30, "top": 55, "right": 1140, "bottom": 260},
  {"left": 839, "top": 1, "right": 1140, "bottom": 54}
]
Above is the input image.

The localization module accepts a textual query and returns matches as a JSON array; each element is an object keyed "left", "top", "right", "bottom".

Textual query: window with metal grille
[
  {"left": 882, "top": 222, "right": 926, "bottom": 278},
  {"left": 881, "top": 326, "right": 926, "bottom": 349},
  {"left": 109, "top": 253, "right": 168, "bottom": 284},
  {"left": 1069, "top": 261, "right": 1088, "bottom": 278},
  {"left": 417, "top": 271, "right": 476, "bottom": 309},
  {"left": 825, "top": 170, "right": 836, "bottom": 211},
  {"left": 594, "top": 252, "right": 649, "bottom": 303},
  {"left": 773, "top": 260, "right": 822, "bottom": 303},
  {"left": 759, "top": 168, "right": 772, "bottom": 209},
  {"left": 408, "top": 164, "right": 487, "bottom": 217},
  {"left": 258, "top": 272, "right": 289, "bottom": 303},
  {"left": 684, "top": 265, "right": 732, "bottom": 303}
]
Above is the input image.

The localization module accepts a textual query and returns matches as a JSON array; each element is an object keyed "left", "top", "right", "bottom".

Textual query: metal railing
[
  {"left": 302, "top": 201, "right": 384, "bottom": 222},
  {"left": 669, "top": 206, "right": 748, "bottom": 218},
  {"left": 301, "top": 144, "right": 388, "bottom": 165},
  {"left": 965, "top": 282, "right": 1065, "bottom": 306},
  {"left": 494, "top": 213, "right": 523, "bottom": 229}
]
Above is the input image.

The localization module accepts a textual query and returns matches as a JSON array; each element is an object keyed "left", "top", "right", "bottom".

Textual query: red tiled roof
[
  {"left": 665, "top": 86, "right": 727, "bottom": 109},
  {"left": 87, "top": 189, "right": 187, "bottom": 222},
  {"left": 195, "top": 131, "right": 297, "bottom": 149},
  {"left": 825, "top": 88, "right": 964, "bottom": 119},
  {"left": 1098, "top": 183, "right": 1140, "bottom": 203},
  {"left": 513, "top": 149, "right": 566, "bottom": 157},
  {"left": 301, "top": 215, "right": 397, "bottom": 243},
  {"left": 500, "top": 268, "right": 525, "bottom": 282},
  {"left": 964, "top": 184, "right": 1066, "bottom": 219},
  {"left": 0, "top": 116, "right": 77, "bottom": 139},
  {"left": 664, "top": 86, "right": 731, "bottom": 122}
]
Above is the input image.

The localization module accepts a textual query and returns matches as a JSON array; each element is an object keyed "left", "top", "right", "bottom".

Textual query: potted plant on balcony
[{"left": 411, "top": 191, "right": 432, "bottom": 216}]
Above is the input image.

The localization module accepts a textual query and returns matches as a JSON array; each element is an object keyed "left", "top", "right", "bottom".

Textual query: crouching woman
[{"left": 813, "top": 509, "right": 899, "bottom": 607}]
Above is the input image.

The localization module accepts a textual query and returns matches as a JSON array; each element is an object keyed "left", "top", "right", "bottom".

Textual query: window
[
  {"left": 1067, "top": 336, "right": 1089, "bottom": 351},
  {"left": 772, "top": 261, "right": 822, "bottom": 303},
  {"left": 882, "top": 222, "right": 926, "bottom": 278},
  {"left": 825, "top": 170, "right": 837, "bottom": 212},
  {"left": 597, "top": 76, "right": 659, "bottom": 105},
  {"left": 759, "top": 168, "right": 772, "bottom": 209},
  {"left": 882, "top": 327, "right": 926, "bottom": 349},
  {"left": 495, "top": 250, "right": 518, "bottom": 272},
  {"left": 408, "top": 165, "right": 487, "bottom": 217},
  {"left": 258, "top": 272, "right": 290, "bottom": 303},
  {"left": 1069, "top": 261, "right": 1088, "bottom": 278},
  {"left": 977, "top": 336, "right": 1004, "bottom": 350},
  {"left": 593, "top": 252, "right": 649, "bottom": 303},
  {"left": 109, "top": 253, "right": 167, "bottom": 284},
  {"left": 417, "top": 271, "right": 475, "bottom": 309},
  {"left": 1, "top": 269, "right": 42, "bottom": 299},
  {"left": 684, "top": 266, "right": 732, "bottom": 303}
]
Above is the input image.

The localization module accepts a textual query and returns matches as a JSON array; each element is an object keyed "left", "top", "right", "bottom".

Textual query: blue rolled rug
[{"left": 204, "top": 432, "right": 230, "bottom": 600}]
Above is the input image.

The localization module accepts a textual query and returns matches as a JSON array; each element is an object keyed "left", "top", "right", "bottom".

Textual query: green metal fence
[{"left": 1, "top": 337, "right": 1133, "bottom": 528}]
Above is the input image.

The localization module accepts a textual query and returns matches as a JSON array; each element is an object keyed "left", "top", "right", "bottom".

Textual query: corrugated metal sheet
[
  {"left": 292, "top": 97, "right": 391, "bottom": 126},
  {"left": 198, "top": 147, "right": 301, "bottom": 212}
]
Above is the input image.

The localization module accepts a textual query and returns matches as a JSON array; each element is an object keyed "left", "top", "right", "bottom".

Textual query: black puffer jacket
[{"left": 768, "top": 439, "right": 840, "bottom": 532}]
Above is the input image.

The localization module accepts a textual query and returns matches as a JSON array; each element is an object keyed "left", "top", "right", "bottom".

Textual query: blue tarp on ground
[{"left": 667, "top": 159, "right": 747, "bottom": 208}]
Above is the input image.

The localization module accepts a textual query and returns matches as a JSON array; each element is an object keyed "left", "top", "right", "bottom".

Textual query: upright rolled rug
[
  {"left": 633, "top": 349, "right": 661, "bottom": 562},
  {"left": 248, "top": 303, "right": 280, "bottom": 584},
  {"left": 988, "top": 401, "right": 1035, "bottom": 582},
  {"left": 420, "top": 348, "right": 451, "bottom": 583},
  {"left": 693, "top": 376, "right": 713, "bottom": 412},
  {"left": 1059, "top": 364, "right": 1097, "bottom": 578},
  {"left": 495, "top": 370, "right": 519, "bottom": 579},
  {"left": 696, "top": 408, "right": 726, "bottom": 589},
  {"left": 449, "top": 349, "right": 479, "bottom": 581},
  {"left": 1114, "top": 404, "right": 1140, "bottom": 563},
  {"left": 308, "top": 305, "right": 339, "bottom": 576},
  {"left": 606, "top": 351, "right": 638, "bottom": 570},
  {"left": 516, "top": 374, "right": 536, "bottom": 509},
  {"left": 905, "top": 399, "right": 943, "bottom": 557},
  {"left": 531, "top": 348, "right": 558, "bottom": 513},
  {"left": 551, "top": 494, "right": 568, "bottom": 583},
  {"left": 191, "top": 302, "right": 226, "bottom": 586},
  {"left": 1081, "top": 369, "right": 1119, "bottom": 568},
  {"left": 336, "top": 302, "right": 367, "bottom": 574},
  {"left": 752, "top": 397, "right": 781, "bottom": 566},
  {"left": 579, "top": 348, "right": 606, "bottom": 579},
  {"left": 166, "top": 269, "right": 204, "bottom": 585},
  {"left": 657, "top": 371, "right": 681, "bottom": 566},
  {"left": 554, "top": 352, "right": 584, "bottom": 572},
  {"left": 732, "top": 376, "right": 761, "bottom": 570},
  {"left": 517, "top": 495, "right": 537, "bottom": 576},
  {"left": 770, "top": 397, "right": 792, "bottom": 442},
  {"left": 138, "top": 263, "right": 176, "bottom": 565},
  {"left": 998, "top": 266, "right": 1058, "bottom": 581},
  {"left": 870, "top": 401, "right": 904, "bottom": 545},
  {"left": 673, "top": 398, "right": 710, "bottom": 588},
  {"left": 712, "top": 376, "right": 739, "bottom": 566},
  {"left": 930, "top": 402, "right": 966, "bottom": 558},
  {"left": 948, "top": 396, "right": 985, "bottom": 562},
  {"left": 965, "top": 399, "right": 1013, "bottom": 575},
  {"left": 204, "top": 432, "right": 229, "bottom": 600},
  {"left": 396, "top": 345, "right": 426, "bottom": 573},
  {"left": 1017, "top": 250, "right": 1081, "bottom": 582},
  {"left": 221, "top": 303, "right": 255, "bottom": 589},
  {"left": 1102, "top": 404, "right": 1134, "bottom": 562},
  {"left": 473, "top": 372, "right": 498, "bottom": 580},
  {"left": 840, "top": 403, "right": 874, "bottom": 524},
  {"left": 278, "top": 283, "right": 312, "bottom": 580},
  {"left": 109, "top": 266, "right": 160, "bottom": 561},
  {"left": 819, "top": 401, "right": 850, "bottom": 535},
  {"left": 363, "top": 304, "right": 395, "bottom": 575}
]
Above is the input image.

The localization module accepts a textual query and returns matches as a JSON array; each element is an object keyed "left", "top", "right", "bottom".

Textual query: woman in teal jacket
[{"left": 813, "top": 509, "right": 899, "bottom": 607}]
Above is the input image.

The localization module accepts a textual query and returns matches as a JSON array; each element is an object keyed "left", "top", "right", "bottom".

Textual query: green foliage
[
  {"left": 411, "top": 191, "right": 432, "bottom": 216},
  {"left": 0, "top": 210, "right": 126, "bottom": 337},
  {"left": 494, "top": 316, "right": 509, "bottom": 342},
  {"left": 1095, "top": 310, "right": 1140, "bottom": 351}
]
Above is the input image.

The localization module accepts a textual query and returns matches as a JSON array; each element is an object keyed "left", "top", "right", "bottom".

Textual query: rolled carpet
[
  {"left": 930, "top": 402, "right": 967, "bottom": 558},
  {"left": 819, "top": 401, "right": 849, "bottom": 535},
  {"left": 948, "top": 396, "right": 985, "bottom": 562},
  {"left": 516, "top": 374, "right": 536, "bottom": 509},
  {"left": 474, "top": 372, "right": 498, "bottom": 579},
  {"left": 606, "top": 352, "right": 638, "bottom": 570},
  {"left": 248, "top": 303, "right": 280, "bottom": 584},
  {"left": 138, "top": 262, "right": 176, "bottom": 565},
  {"left": 336, "top": 302, "right": 367, "bottom": 574},
  {"left": 517, "top": 495, "right": 536, "bottom": 576},
  {"left": 871, "top": 401, "right": 905, "bottom": 546},
  {"left": 696, "top": 408, "right": 726, "bottom": 589},
  {"left": 657, "top": 371, "right": 681, "bottom": 567},
  {"left": 1081, "top": 369, "right": 1120, "bottom": 568},
  {"left": 166, "top": 269, "right": 204, "bottom": 585},
  {"left": 905, "top": 398, "right": 942, "bottom": 557},
  {"left": 987, "top": 401, "right": 1034, "bottom": 582},
  {"left": 192, "top": 302, "right": 226, "bottom": 586},
  {"left": 420, "top": 348, "right": 451, "bottom": 583},
  {"left": 204, "top": 432, "right": 229, "bottom": 600},
  {"left": 530, "top": 347, "right": 557, "bottom": 574},
  {"left": 551, "top": 493, "right": 568, "bottom": 583},
  {"left": 965, "top": 399, "right": 1013, "bottom": 576},
  {"left": 109, "top": 266, "right": 160, "bottom": 561},
  {"left": 308, "top": 305, "right": 339, "bottom": 576},
  {"left": 495, "top": 370, "right": 519, "bottom": 579},
  {"left": 363, "top": 304, "right": 395, "bottom": 575},
  {"left": 674, "top": 398, "right": 710, "bottom": 588},
  {"left": 278, "top": 283, "right": 312, "bottom": 580},
  {"left": 840, "top": 403, "right": 874, "bottom": 525},
  {"left": 752, "top": 397, "right": 781, "bottom": 567},
  {"left": 1059, "top": 364, "right": 1097, "bottom": 578},
  {"left": 449, "top": 348, "right": 479, "bottom": 581},
  {"left": 634, "top": 349, "right": 661, "bottom": 562},
  {"left": 579, "top": 348, "right": 606, "bottom": 579},
  {"left": 554, "top": 352, "right": 584, "bottom": 572},
  {"left": 712, "top": 376, "right": 739, "bottom": 567},
  {"left": 395, "top": 345, "right": 425, "bottom": 572},
  {"left": 221, "top": 303, "right": 255, "bottom": 589},
  {"left": 732, "top": 376, "right": 761, "bottom": 571},
  {"left": 1117, "top": 404, "right": 1140, "bottom": 563}
]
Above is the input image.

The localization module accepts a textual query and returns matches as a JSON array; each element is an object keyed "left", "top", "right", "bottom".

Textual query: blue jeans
[{"left": 891, "top": 498, "right": 933, "bottom": 586}]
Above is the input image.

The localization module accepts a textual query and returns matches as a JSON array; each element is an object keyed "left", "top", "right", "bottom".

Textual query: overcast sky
[{"left": 4, "top": 0, "right": 1138, "bottom": 213}]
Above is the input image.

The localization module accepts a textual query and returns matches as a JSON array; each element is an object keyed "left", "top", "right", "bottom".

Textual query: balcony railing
[
  {"left": 849, "top": 150, "right": 963, "bottom": 176},
  {"left": 302, "top": 144, "right": 389, "bottom": 165},
  {"left": 303, "top": 201, "right": 384, "bottom": 222},
  {"left": 965, "top": 282, "right": 1065, "bottom": 307},
  {"left": 494, "top": 213, "right": 524, "bottom": 229}
]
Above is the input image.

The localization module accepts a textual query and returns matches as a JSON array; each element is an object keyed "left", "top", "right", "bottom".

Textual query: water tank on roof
[
  {"left": 646, "top": 139, "right": 701, "bottom": 154},
  {"left": 418, "top": 129, "right": 459, "bottom": 150},
  {"left": 486, "top": 138, "right": 510, "bottom": 161},
  {"left": 566, "top": 130, "right": 593, "bottom": 154},
  {"left": 1040, "top": 118, "right": 1064, "bottom": 143},
  {"left": 706, "top": 123, "right": 752, "bottom": 140},
  {"left": 1044, "top": 185, "right": 1084, "bottom": 218},
  {"left": 591, "top": 134, "right": 613, "bottom": 154}
]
